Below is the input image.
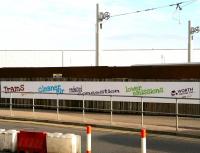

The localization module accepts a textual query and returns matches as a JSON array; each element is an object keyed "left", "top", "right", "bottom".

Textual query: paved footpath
[{"left": 0, "top": 108, "right": 200, "bottom": 138}]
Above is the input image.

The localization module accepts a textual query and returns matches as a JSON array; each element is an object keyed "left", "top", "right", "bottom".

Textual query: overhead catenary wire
[
  {"left": 110, "top": 0, "right": 198, "bottom": 18},
  {"left": 181, "top": 0, "right": 198, "bottom": 7}
]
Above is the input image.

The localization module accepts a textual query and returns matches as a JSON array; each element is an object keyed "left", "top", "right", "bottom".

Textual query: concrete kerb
[{"left": 0, "top": 116, "right": 200, "bottom": 139}]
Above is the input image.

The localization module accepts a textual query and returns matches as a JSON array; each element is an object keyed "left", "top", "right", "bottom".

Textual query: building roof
[{"left": 1, "top": 63, "right": 200, "bottom": 80}]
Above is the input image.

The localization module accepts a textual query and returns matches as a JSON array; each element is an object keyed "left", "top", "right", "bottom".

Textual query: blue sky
[
  {"left": 0, "top": 0, "right": 199, "bottom": 66},
  {"left": 103, "top": 0, "right": 200, "bottom": 49}
]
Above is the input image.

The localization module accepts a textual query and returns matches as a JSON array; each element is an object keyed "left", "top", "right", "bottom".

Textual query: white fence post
[
  {"left": 32, "top": 93, "right": 36, "bottom": 118},
  {"left": 9, "top": 93, "right": 13, "bottom": 116},
  {"left": 57, "top": 94, "right": 60, "bottom": 120},
  {"left": 176, "top": 98, "right": 179, "bottom": 132},
  {"left": 32, "top": 94, "right": 35, "bottom": 113},
  {"left": 83, "top": 94, "right": 85, "bottom": 122},
  {"left": 141, "top": 97, "right": 144, "bottom": 127},
  {"left": 110, "top": 95, "right": 113, "bottom": 125}
]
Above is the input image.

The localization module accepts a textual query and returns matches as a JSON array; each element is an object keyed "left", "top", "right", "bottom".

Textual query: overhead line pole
[
  {"left": 188, "top": 20, "right": 200, "bottom": 63},
  {"left": 96, "top": 3, "right": 100, "bottom": 66},
  {"left": 95, "top": 4, "right": 110, "bottom": 66},
  {"left": 188, "top": 20, "right": 192, "bottom": 63}
]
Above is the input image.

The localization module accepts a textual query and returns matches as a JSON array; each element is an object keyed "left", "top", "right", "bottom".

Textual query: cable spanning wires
[{"left": 110, "top": 0, "right": 198, "bottom": 18}]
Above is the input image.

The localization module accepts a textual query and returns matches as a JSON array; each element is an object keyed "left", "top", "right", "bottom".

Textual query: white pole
[
  {"left": 188, "top": 20, "right": 192, "bottom": 63},
  {"left": 32, "top": 94, "right": 36, "bottom": 118},
  {"left": 33, "top": 94, "right": 35, "bottom": 113},
  {"left": 96, "top": 3, "right": 100, "bottom": 66},
  {"left": 57, "top": 94, "right": 59, "bottom": 120},
  {"left": 176, "top": 99, "right": 179, "bottom": 132},
  {"left": 110, "top": 96, "right": 113, "bottom": 125},
  {"left": 83, "top": 95, "right": 85, "bottom": 122},
  {"left": 62, "top": 51, "right": 64, "bottom": 67},
  {"left": 141, "top": 128, "right": 146, "bottom": 153},
  {"left": 10, "top": 92, "right": 13, "bottom": 116},
  {"left": 86, "top": 126, "right": 92, "bottom": 153},
  {"left": 141, "top": 97, "right": 144, "bottom": 127}
]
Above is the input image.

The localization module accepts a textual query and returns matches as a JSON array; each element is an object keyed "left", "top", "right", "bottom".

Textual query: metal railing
[{"left": 1, "top": 91, "right": 200, "bottom": 132}]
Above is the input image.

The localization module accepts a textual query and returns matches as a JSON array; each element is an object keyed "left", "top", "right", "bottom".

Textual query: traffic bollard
[
  {"left": 86, "top": 126, "right": 91, "bottom": 153},
  {"left": 141, "top": 128, "right": 146, "bottom": 153}
]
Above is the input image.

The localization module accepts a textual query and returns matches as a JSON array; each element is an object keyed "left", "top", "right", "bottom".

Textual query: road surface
[{"left": 0, "top": 119, "right": 199, "bottom": 153}]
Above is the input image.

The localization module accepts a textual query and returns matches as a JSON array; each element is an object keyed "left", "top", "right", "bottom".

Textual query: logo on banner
[
  {"left": 3, "top": 84, "right": 24, "bottom": 93},
  {"left": 38, "top": 85, "right": 64, "bottom": 94},
  {"left": 69, "top": 86, "right": 83, "bottom": 94},
  {"left": 126, "top": 86, "right": 164, "bottom": 96},
  {"left": 68, "top": 86, "right": 120, "bottom": 95},
  {"left": 171, "top": 87, "right": 194, "bottom": 98}
]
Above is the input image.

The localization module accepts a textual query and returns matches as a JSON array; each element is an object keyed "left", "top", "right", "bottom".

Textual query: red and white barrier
[
  {"left": 86, "top": 126, "right": 92, "bottom": 153},
  {"left": 17, "top": 131, "right": 47, "bottom": 153},
  {"left": 141, "top": 128, "right": 146, "bottom": 153},
  {"left": 0, "top": 129, "right": 81, "bottom": 153}
]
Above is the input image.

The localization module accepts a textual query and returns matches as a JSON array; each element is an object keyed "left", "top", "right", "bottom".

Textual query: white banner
[{"left": 1, "top": 81, "right": 200, "bottom": 104}]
